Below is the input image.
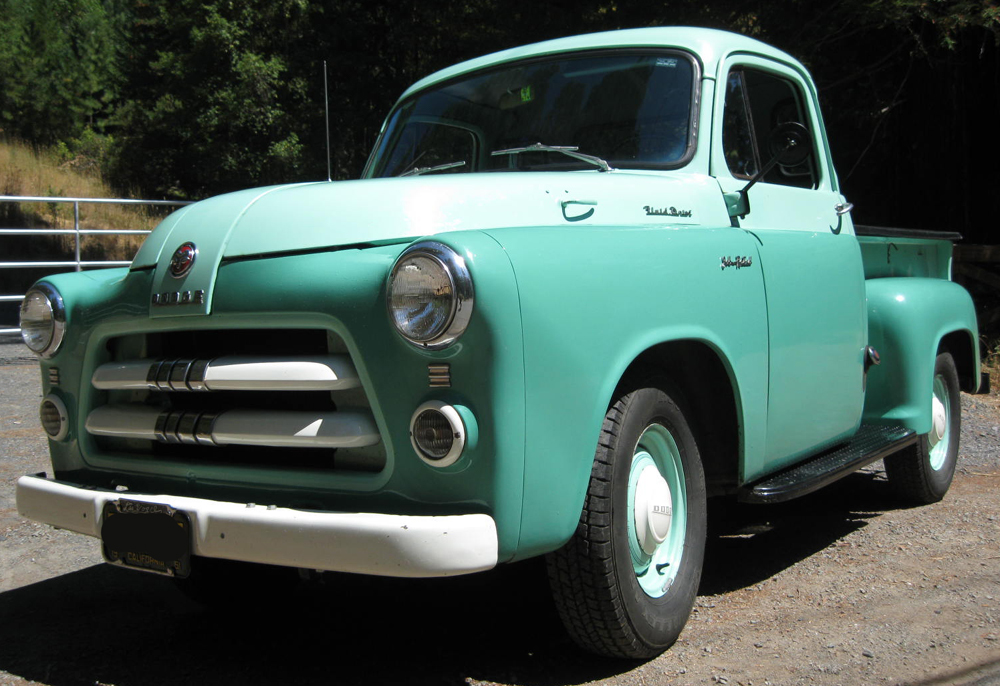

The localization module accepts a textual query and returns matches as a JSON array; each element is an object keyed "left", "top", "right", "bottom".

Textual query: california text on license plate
[{"left": 101, "top": 499, "right": 192, "bottom": 577}]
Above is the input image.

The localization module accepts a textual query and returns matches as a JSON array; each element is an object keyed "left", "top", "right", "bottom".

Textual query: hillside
[
  {"left": 1, "top": 138, "right": 160, "bottom": 236},
  {"left": 0, "top": 139, "right": 166, "bottom": 328}
]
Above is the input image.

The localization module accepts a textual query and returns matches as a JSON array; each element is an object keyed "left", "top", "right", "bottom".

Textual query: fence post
[{"left": 73, "top": 200, "right": 81, "bottom": 271}]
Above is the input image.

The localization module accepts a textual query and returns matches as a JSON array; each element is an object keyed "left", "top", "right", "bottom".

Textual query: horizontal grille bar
[
  {"left": 86, "top": 405, "right": 380, "bottom": 449},
  {"left": 92, "top": 355, "right": 361, "bottom": 392}
]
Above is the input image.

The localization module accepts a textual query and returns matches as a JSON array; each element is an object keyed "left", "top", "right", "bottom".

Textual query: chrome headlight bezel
[
  {"left": 19, "top": 283, "right": 66, "bottom": 358},
  {"left": 387, "top": 241, "right": 474, "bottom": 350}
]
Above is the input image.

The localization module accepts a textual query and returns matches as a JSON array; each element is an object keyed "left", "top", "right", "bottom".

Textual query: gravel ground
[{"left": 1, "top": 337, "right": 998, "bottom": 686}]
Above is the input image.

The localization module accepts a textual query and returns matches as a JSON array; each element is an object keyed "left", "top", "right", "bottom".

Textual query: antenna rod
[{"left": 324, "top": 60, "right": 332, "bottom": 182}]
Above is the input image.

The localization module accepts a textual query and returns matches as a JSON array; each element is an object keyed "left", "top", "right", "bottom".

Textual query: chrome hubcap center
[{"left": 930, "top": 394, "right": 946, "bottom": 449}]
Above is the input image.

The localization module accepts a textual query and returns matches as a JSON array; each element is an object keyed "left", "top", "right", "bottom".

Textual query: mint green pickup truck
[{"left": 16, "top": 27, "right": 981, "bottom": 658}]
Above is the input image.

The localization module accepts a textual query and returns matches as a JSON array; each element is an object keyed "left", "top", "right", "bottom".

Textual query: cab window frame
[
  {"left": 363, "top": 48, "right": 704, "bottom": 179},
  {"left": 722, "top": 65, "right": 820, "bottom": 190}
]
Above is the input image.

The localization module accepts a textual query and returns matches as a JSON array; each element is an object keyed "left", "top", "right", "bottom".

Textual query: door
[{"left": 713, "top": 57, "right": 866, "bottom": 480}]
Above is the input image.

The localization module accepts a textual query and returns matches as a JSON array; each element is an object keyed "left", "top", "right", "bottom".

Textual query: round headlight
[
  {"left": 387, "top": 242, "right": 473, "bottom": 349},
  {"left": 20, "top": 284, "right": 65, "bottom": 358}
]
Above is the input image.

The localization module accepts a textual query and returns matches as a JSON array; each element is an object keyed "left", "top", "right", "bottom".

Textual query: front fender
[
  {"left": 488, "top": 224, "right": 768, "bottom": 560},
  {"left": 864, "top": 277, "right": 979, "bottom": 433}
]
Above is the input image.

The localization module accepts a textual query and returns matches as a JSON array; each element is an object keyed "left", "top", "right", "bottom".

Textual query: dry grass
[
  {"left": 980, "top": 337, "right": 1000, "bottom": 395},
  {"left": 0, "top": 139, "right": 164, "bottom": 261}
]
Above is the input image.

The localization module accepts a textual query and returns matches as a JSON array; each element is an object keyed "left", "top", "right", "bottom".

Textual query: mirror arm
[
  {"left": 726, "top": 156, "right": 781, "bottom": 219},
  {"left": 726, "top": 122, "right": 810, "bottom": 220}
]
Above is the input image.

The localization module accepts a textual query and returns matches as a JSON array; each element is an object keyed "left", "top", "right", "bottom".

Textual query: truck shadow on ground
[
  {"left": 700, "top": 468, "right": 905, "bottom": 595},
  {"left": 0, "top": 470, "right": 906, "bottom": 686}
]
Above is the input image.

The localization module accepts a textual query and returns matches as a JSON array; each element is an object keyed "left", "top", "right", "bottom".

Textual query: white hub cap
[
  {"left": 634, "top": 464, "right": 673, "bottom": 555},
  {"left": 930, "top": 394, "right": 947, "bottom": 449}
]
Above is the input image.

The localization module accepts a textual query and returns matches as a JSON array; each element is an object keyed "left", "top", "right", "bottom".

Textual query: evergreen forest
[{"left": 1, "top": 0, "right": 998, "bottom": 241}]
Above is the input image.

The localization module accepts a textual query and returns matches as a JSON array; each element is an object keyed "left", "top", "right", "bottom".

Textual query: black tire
[
  {"left": 884, "top": 352, "right": 961, "bottom": 504},
  {"left": 546, "top": 385, "right": 707, "bottom": 659}
]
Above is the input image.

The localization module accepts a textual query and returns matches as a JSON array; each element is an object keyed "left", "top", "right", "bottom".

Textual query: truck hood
[{"left": 135, "top": 172, "right": 730, "bottom": 316}]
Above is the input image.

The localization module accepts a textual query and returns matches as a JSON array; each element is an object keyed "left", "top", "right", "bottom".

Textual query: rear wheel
[
  {"left": 885, "top": 352, "right": 961, "bottom": 504},
  {"left": 546, "top": 385, "right": 706, "bottom": 658}
]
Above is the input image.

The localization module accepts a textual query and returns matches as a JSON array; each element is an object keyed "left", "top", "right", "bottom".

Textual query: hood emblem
[{"left": 169, "top": 242, "right": 198, "bottom": 278}]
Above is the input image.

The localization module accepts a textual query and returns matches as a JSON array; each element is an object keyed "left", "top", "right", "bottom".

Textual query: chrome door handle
[
  {"left": 561, "top": 199, "right": 597, "bottom": 222},
  {"left": 835, "top": 202, "right": 854, "bottom": 216}
]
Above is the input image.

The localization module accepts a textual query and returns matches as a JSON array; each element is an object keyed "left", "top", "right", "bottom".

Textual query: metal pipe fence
[{"left": 0, "top": 195, "right": 193, "bottom": 335}]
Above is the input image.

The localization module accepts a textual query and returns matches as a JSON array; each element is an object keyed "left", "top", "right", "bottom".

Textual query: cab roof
[{"left": 399, "top": 27, "right": 804, "bottom": 101}]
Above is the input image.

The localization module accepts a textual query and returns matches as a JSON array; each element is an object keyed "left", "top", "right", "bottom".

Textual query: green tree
[
  {"left": 110, "top": 0, "right": 313, "bottom": 197},
  {"left": 0, "top": 0, "right": 127, "bottom": 144},
  {"left": 104, "top": 0, "right": 1000, "bottom": 242}
]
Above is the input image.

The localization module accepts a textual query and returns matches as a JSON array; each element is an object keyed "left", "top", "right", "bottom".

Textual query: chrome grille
[
  {"left": 86, "top": 329, "right": 384, "bottom": 472},
  {"left": 93, "top": 355, "right": 361, "bottom": 393}
]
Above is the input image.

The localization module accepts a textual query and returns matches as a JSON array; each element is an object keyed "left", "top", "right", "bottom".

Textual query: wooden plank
[
  {"left": 954, "top": 262, "right": 1000, "bottom": 291},
  {"left": 955, "top": 244, "right": 1000, "bottom": 263},
  {"left": 979, "top": 305, "right": 1000, "bottom": 328}
]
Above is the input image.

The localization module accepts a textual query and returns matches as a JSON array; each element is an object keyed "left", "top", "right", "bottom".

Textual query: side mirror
[
  {"left": 725, "top": 122, "right": 813, "bottom": 219},
  {"left": 768, "top": 122, "right": 811, "bottom": 167}
]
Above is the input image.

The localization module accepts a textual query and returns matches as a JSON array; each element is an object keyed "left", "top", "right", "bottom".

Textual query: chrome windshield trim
[{"left": 364, "top": 47, "right": 702, "bottom": 178}]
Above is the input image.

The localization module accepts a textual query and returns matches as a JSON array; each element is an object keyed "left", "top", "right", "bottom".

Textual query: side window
[
  {"left": 722, "top": 67, "right": 817, "bottom": 189},
  {"left": 722, "top": 72, "right": 758, "bottom": 179}
]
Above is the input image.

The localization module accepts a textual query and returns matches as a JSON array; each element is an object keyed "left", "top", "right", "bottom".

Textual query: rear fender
[{"left": 864, "top": 278, "right": 979, "bottom": 433}]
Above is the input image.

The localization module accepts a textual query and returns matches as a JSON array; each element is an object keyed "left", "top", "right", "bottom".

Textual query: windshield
[{"left": 366, "top": 51, "right": 697, "bottom": 178}]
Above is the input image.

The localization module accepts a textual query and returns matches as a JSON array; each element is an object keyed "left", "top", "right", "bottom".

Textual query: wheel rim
[
  {"left": 927, "top": 373, "right": 951, "bottom": 471},
  {"left": 627, "top": 423, "right": 687, "bottom": 598}
]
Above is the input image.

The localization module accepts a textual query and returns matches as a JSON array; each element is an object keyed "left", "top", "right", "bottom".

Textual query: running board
[{"left": 740, "top": 424, "right": 918, "bottom": 504}]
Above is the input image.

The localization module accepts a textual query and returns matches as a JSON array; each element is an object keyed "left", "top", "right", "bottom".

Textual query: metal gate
[{"left": 0, "top": 195, "right": 193, "bottom": 335}]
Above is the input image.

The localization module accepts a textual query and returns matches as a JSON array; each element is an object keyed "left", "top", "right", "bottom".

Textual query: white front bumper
[{"left": 16, "top": 475, "right": 498, "bottom": 578}]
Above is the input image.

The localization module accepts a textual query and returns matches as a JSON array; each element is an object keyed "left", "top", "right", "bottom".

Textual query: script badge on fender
[{"left": 169, "top": 242, "right": 198, "bottom": 278}]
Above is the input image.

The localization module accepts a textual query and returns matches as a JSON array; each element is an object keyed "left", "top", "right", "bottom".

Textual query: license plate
[{"left": 101, "top": 499, "right": 192, "bottom": 578}]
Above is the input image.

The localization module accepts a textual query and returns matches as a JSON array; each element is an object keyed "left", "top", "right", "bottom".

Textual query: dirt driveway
[{"left": 1, "top": 340, "right": 998, "bottom": 686}]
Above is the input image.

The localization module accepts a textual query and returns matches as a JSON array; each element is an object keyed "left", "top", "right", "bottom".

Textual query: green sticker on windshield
[{"left": 520, "top": 86, "right": 534, "bottom": 103}]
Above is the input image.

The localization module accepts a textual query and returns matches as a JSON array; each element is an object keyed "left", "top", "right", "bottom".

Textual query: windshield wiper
[
  {"left": 398, "top": 160, "right": 467, "bottom": 177},
  {"left": 490, "top": 142, "right": 614, "bottom": 172}
]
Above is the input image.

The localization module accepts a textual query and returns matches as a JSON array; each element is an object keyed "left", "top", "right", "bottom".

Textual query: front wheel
[
  {"left": 884, "top": 352, "right": 961, "bottom": 503},
  {"left": 546, "top": 385, "right": 707, "bottom": 659}
]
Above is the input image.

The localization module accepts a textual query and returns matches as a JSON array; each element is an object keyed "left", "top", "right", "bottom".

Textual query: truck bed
[{"left": 856, "top": 225, "right": 961, "bottom": 280}]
